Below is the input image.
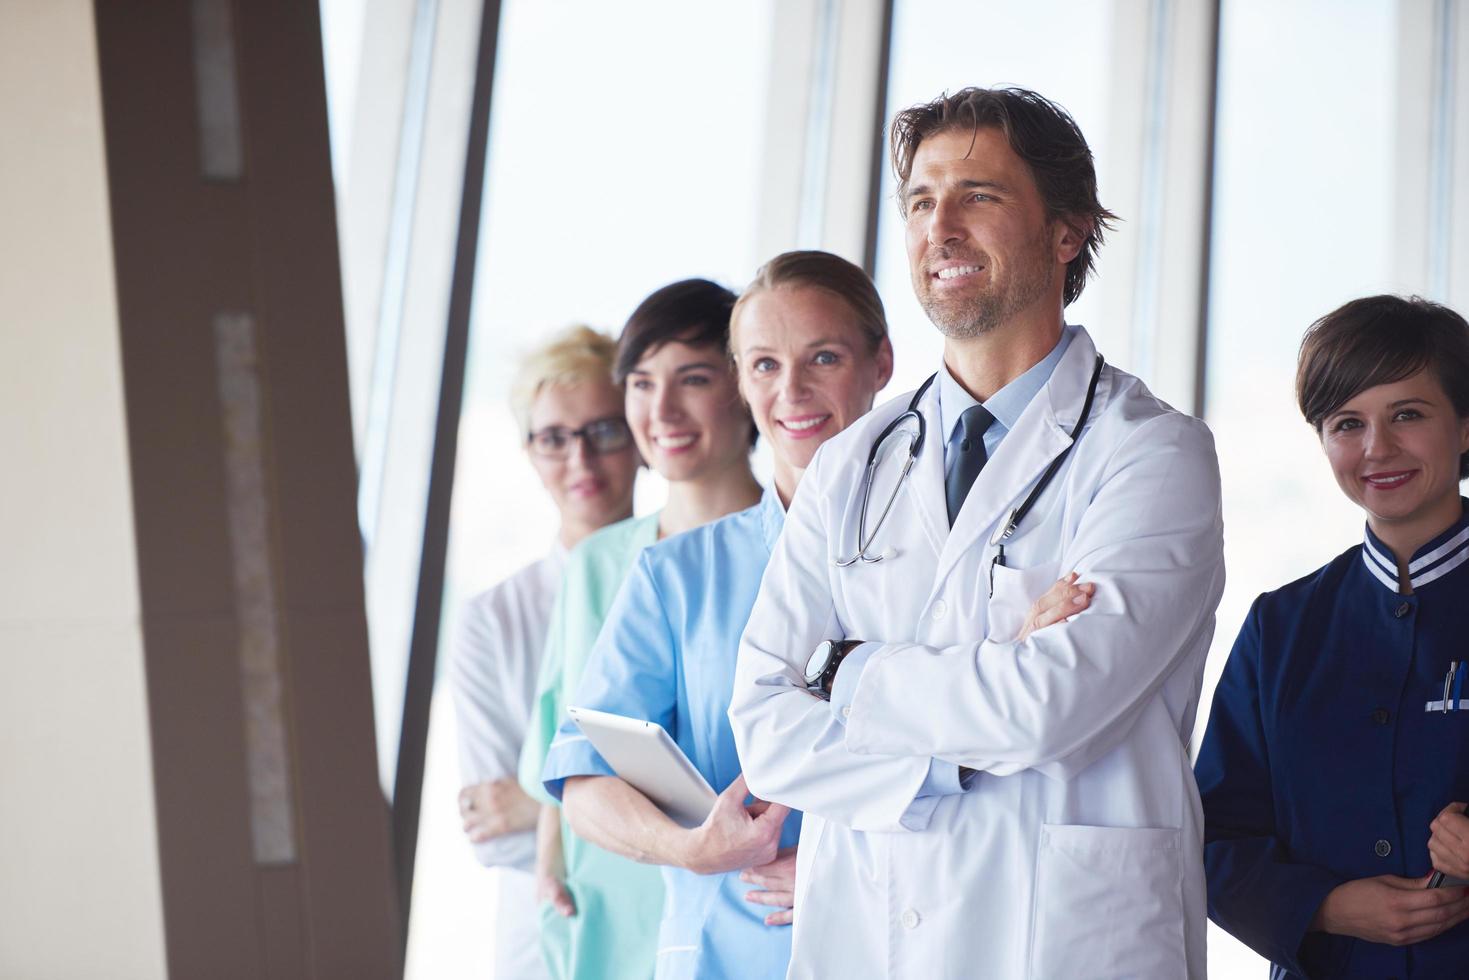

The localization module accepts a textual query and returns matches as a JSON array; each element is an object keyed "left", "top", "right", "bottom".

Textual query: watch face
[{"left": 804, "top": 640, "right": 836, "bottom": 686}]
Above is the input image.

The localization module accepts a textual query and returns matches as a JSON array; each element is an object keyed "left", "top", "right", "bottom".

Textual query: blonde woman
[{"left": 450, "top": 325, "right": 639, "bottom": 980}]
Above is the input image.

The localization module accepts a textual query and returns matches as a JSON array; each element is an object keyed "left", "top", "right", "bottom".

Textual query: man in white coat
[{"left": 729, "top": 86, "right": 1225, "bottom": 978}]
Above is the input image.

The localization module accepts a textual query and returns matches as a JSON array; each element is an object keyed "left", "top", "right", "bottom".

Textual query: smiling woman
[
  {"left": 729, "top": 250, "right": 893, "bottom": 506},
  {"left": 1297, "top": 297, "right": 1469, "bottom": 563},
  {"left": 449, "top": 325, "right": 637, "bottom": 980},
  {"left": 1197, "top": 295, "right": 1469, "bottom": 979}
]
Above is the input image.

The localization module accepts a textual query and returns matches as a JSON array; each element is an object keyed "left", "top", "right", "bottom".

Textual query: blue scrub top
[
  {"left": 541, "top": 489, "right": 801, "bottom": 980},
  {"left": 1197, "top": 501, "right": 1469, "bottom": 979}
]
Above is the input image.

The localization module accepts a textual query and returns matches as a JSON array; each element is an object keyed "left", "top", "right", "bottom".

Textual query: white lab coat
[
  {"left": 730, "top": 328, "right": 1224, "bottom": 979},
  {"left": 450, "top": 547, "right": 565, "bottom": 980}
]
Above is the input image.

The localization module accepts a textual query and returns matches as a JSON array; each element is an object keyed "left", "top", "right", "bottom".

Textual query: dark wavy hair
[
  {"left": 613, "top": 277, "right": 755, "bottom": 445},
  {"left": 889, "top": 86, "right": 1118, "bottom": 307},
  {"left": 1297, "top": 294, "right": 1469, "bottom": 479}
]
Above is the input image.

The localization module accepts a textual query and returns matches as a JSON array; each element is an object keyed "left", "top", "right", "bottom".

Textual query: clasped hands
[
  {"left": 683, "top": 774, "right": 796, "bottom": 926},
  {"left": 1309, "top": 801, "right": 1469, "bottom": 946}
]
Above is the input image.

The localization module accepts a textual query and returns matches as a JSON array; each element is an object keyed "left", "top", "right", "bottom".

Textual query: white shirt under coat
[
  {"left": 451, "top": 546, "right": 566, "bottom": 871},
  {"left": 451, "top": 546, "right": 566, "bottom": 980},
  {"left": 729, "top": 327, "right": 1225, "bottom": 979}
]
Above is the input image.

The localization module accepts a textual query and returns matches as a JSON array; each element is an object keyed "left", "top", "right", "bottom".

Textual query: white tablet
[{"left": 567, "top": 705, "right": 717, "bottom": 829}]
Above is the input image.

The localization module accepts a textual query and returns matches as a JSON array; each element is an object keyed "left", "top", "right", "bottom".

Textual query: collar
[
  {"left": 758, "top": 486, "right": 785, "bottom": 552},
  {"left": 937, "top": 324, "right": 1076, "bottom": 445},
  {"left": 1360, "top": 499, "right": 1469, "bottom": 592}
]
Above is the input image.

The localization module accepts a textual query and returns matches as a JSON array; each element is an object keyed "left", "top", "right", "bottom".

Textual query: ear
[
  {"left": 1053, "top": 216, "right": 1090, "bottom": 265},
  {"left": 873, "top": 337, "right": 895, "bottom": 392}
]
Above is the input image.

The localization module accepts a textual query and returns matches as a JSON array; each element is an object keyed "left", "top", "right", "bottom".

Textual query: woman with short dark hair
[
  {"left": 1197, "top": 294, "right": 1469, "bottom": 978},
  {"left": 518, "top": 278, "right": 761, "bottom": 980}
]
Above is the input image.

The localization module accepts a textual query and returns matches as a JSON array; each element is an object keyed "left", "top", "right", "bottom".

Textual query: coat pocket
[
  {"left": 987, "top": 560, "right": 1060, "bottom": 643},
  {"left": 1028, "top": 823, "right": 1185, "bottom": 980}
]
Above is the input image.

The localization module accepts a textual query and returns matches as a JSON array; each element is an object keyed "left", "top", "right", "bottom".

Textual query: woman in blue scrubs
[
  {"left": 518, "top": 279, "right": 763, "bottom": 980},
  {"left": 538, "top": 251, "right": 893, "bottom": 979},
  {"left": 1197, "top": 295, "right": 1469, "bottom": 978}
]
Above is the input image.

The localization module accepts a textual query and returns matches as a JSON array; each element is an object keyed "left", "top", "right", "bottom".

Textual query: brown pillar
[{"left": 92, "top": 0, "right": 399, "bottom": 975}]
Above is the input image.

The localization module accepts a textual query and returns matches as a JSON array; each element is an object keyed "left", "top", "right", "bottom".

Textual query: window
[
  {"left": 1201, "top": 1, "right": 1406, "bottom": 973},
  {"left": 411, "top": 2, "right": 775, "bottom": 973}
]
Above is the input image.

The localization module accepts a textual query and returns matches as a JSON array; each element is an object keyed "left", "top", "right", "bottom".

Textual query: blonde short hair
[{"left": 509, "top": 325, "right": 620, "bottom": 435}]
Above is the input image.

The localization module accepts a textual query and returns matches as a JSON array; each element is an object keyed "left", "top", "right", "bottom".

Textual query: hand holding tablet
[{"left": 567, "top": 705, "right": 718, "bottom": 828}]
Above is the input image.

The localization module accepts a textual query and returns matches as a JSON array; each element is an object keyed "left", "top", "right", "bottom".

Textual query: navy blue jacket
[{"left": 1197, "top": 506, "right": 1469, "bottom": 979}]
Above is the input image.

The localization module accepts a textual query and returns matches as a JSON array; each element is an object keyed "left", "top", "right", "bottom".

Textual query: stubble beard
[{"left": 916, "top": 235, "right": 1057, "bottom": 340}]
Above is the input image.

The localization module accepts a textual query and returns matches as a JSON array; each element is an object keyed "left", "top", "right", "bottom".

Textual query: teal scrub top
[{"left": 519, "top": 512, "right": 664, "bottom": 980}]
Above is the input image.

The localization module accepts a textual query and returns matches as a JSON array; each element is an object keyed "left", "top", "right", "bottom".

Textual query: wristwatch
[{"left": 804, "top": 639, "right": 863, "bottom": 699}]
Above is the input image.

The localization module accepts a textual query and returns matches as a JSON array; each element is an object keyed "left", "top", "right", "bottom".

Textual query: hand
[
  {"left": 1430, "top": 803, "right": 1469, "bottom": 880},
  {"left": 1017, "top": 572, "right": 1095, "bottom": 642},
  {"left": 679, "top": 774, "right": 789, "bottom": 876},
  {"left": 458, "top": 777, "right": 540, "bottom": 843},
  {"left": 741, "top": 846, "right": 796, "bottom": 926},
  {"left": 1311, "top": 875, "right": 1469, "bottom": 945},
  {"left": 536, "top": 872, "right": 576, "bottom": 918},
  {"left": 533, "top": 804, "right": 574, "bottom": 917}
]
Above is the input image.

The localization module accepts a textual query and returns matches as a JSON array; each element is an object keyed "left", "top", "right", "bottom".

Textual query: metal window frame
[
  {"left": 1097, "top": 0, "right": 1222, "bottom": 418},
  {"left": 388, "top": 0, "right": 504, "bottom": 950},
  {"left": 1396, "top": 0, "right": 1467, "bottom": 306},
  {"left": 755, "top": 0, "right": 895, "bottom": 268}
]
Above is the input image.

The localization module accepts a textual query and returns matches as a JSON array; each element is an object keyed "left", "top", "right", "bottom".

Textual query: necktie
[{"left": 945, "top": 404, "right": 995, "bottom": 525}]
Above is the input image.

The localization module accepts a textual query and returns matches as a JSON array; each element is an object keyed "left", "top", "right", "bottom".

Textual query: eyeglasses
[{"left": 527, "top": 416, "right": 633, "bottom": 458}]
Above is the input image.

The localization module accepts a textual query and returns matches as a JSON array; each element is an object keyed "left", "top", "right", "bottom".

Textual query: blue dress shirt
[
  {"left": 541, "top": 490, "right": 801, "bottom": 980},
  {"left": 1197, "top": 501, "right": 1469, "bottom": 978},
  {"left": 937, "top": 323, "right": 1075, "bottom": 476}
]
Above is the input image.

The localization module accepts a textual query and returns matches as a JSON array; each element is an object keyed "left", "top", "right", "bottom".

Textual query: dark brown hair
[
  {"left": 729, "top": 250, "right": 889, "bottom": 354},
  {"left": 1296, "top": 294, "right": 1469, "bottom": 478},
  {"left": 614, "top": 277, "right": 756, "bottom": 445},
  {"left": 614, "top": 278, "right": 738, "bottom": 383},
  {"left": 889, "top": 86, "right": 1118, "bottom": 306}
]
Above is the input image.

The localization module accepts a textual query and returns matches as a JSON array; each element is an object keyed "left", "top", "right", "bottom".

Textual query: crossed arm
[{"left": 731, "top": 413, "right": 1224, "bottom": 827}]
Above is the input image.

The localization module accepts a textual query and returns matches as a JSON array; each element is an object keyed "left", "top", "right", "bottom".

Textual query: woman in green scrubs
[{"left": 518, "top": 278, "right": 761, "bottom": 980}]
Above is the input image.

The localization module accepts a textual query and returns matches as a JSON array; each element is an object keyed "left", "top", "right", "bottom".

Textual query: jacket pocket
[
  {"left": 987, "top": 560, "right": 1060, "bottom": 643},
  {"left": 1028, "top": 823, "right": 1185, "bottom": 980}
]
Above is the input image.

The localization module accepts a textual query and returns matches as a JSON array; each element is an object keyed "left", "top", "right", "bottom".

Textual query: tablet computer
[{"left": 567, "top": 705, "right": 717, "bottom": 829}]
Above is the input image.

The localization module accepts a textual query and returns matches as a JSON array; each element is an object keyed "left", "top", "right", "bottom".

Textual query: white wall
[{"left": 0, "top": 2, "right": 168, "bottom": 976}]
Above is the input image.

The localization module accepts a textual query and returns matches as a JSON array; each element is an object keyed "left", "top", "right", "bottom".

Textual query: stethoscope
[{"left": 834, "top": 354, "right": 1105, "bottom": 585}]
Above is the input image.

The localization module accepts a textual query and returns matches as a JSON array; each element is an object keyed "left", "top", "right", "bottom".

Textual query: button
[
  {"left": 841, "top": 705, "right": 852, "bottom": 719},
  {"left": 931, "top": 600, "right": 947, "bottom": 620},
  {"left": 1371, "top": 708, "right": 1390, "bottom": 725},
  {"left": 1395, "top": 602, "right": 1412, "bottom": 618},
  {"left": 1375, "top": 839, "right": 1392, "bottom": 858},
  {"left": 900, "top": 908, "right": 920, "bottom": 929}
]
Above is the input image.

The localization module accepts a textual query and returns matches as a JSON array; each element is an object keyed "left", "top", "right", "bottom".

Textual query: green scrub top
[{"left": 519, "top": 512, "right": 663, "bottom": 980}]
